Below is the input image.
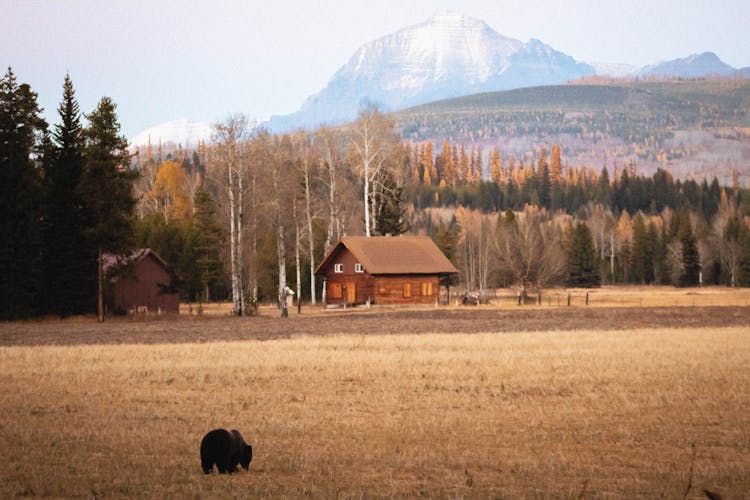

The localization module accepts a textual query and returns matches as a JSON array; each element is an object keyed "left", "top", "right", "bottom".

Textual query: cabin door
[{"left": 346, "top": 282, "right": 356, "bottom": 303}]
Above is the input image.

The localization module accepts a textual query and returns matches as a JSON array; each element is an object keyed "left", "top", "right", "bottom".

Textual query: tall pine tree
[
  {"left": 564, "top": 222, "right": 601, "bottom": 288},
  {"left": 43, "top": 74, "right": 94, "bottom": 316},
  {"left": 677, "top": 224, "right": 701, "bottom": 287},
  {"left": 80, "top": 97, "right": 137, "bottom": 321},
  {"left": 631, "top": 214, "right": 655, "bottom": 284},
  {"left": 0, "top": 68, "right": 47, "bottom": 319},
  {"left": 192, "top": 188, "right": 226, "bottom": 302}
]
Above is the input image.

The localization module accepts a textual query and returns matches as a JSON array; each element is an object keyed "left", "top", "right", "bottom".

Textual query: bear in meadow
[{"left": 200, "top": 428, "right": 253, "bottom": 474}]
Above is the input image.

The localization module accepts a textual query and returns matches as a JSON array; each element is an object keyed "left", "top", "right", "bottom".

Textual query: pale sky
[{"left": 3, "top": 0, "right": 749, "bottom": 138}]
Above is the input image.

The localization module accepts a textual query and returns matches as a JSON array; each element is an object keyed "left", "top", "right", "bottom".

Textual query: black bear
[{"left": 200, "top": 428, "right": 253, "bottom": 474}]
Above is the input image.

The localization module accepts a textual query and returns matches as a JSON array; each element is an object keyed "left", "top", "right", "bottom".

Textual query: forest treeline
[{"left": 2, "top": 69, "right": 750, "bottom": 320}]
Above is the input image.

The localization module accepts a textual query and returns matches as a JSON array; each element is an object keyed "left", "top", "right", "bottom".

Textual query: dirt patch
[{"left": 1, "top": 306, "right": 747, "bottom": 346}]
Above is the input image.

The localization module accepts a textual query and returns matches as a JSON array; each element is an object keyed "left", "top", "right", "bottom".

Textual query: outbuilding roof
[
  {"left": 102, "top": 248, "right": 169, "bottom": 272},
  {"left": 315, "top": 236, "right": 458, "bottom": 275}
]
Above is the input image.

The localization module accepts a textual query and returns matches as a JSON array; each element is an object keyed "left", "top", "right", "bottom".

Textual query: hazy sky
[{"left": 3, "top": 0, "right": 749, "bottom": 138}]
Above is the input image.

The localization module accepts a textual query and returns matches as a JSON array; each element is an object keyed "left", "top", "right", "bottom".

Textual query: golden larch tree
[
  {"left": 154, "top": 159, "right": 192, "bottom": 220},
  {"left": 550, "top": 144, "right": 563, "bottom": 185}
]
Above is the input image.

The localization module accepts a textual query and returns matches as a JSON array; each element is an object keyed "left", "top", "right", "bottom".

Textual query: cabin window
[
  {"left": 421, "top": 281, "right": 433, "bottom": 296},
  {"left": 354, "top": 263, "right": 364, "bottom": 273},
  {"left": 330, "top": 282, "right": 343, "bottom": 299},
  {"left": 378, "top": 284, "right": 388, "bottom": 295},
  {"left": 403, "top": 283, "right": 412, "bottom": 298},
  {"left": 334, "top": 263, "right": 343, "bottom": 273}
]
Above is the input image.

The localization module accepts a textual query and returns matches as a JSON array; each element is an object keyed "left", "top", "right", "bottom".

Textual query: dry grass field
[{"left": 1, "top": 288, "right": 749, "bottom": 498}]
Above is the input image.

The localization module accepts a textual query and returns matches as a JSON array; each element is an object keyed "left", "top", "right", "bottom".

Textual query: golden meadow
[{"left": 2, "top": 309, "right": 749, "bottom": 497}]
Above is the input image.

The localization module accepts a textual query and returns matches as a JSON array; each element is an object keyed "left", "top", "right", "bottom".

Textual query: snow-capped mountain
[
  {"left": 267, "top": 10, "right": 595, "bottom": 132},
  {"left": 639, "top": 52, "right": 736, "bottom": 79},
  {"left": 129, "top": 119, "right": 213, "bottom": 149}
]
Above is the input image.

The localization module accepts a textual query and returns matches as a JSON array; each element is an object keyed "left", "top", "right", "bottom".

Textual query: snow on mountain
[
  {"left": 638, "top": 52, "right": 736, "bottom": 79},
  {"left": 129, "top": 119, "right": 213, "bottom": 149},
  {"left": 267, "top": 10, "right": 594, "bottom": 132}
]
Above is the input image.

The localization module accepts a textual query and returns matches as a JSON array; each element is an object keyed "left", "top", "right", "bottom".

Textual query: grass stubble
[{"left": 1, "top": 325, "right": 749, "bottom": 498}]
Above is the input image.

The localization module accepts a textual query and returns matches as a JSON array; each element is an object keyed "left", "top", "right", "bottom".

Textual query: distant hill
[
  {"left": 395, "top": 79, "right": 750, "bottom": 181},
  {"left": 639, "top": 52, "right": 737, "bottom": 79}
]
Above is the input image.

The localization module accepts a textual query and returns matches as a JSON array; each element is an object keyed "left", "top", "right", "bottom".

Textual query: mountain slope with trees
[{"left": 396, "top": 79, "right": 750, "bottom": 182}]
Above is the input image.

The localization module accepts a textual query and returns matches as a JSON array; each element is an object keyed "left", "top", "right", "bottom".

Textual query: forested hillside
[{"left": 396, "top": 79, "right": 750, "bottom": 183}]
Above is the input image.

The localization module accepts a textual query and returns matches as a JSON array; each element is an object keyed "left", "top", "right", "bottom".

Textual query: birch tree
[
  {"left": 266, "top": 134, "right": 294, "bottom": 317},
  {"left": 293, "top": 131, "right": 320, "bottom": 305},
  {"left": 455, "top": 207, "right": 495, "bottom": 301},
  {"left": 212, "top": 114, "right": 251, "bottom": 316},
  {"left": 319, "top": 126, "right": 343, "bottom": 254},
  {"left": 347, "top": 105, "right": 400, "bottom": 237}
]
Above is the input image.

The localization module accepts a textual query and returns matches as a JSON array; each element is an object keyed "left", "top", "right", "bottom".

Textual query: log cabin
[{"left": 315, "top": 236, "right": 458, "bottom": 307}]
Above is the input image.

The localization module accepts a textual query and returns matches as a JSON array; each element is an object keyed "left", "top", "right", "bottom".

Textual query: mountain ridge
[{"left": 129, "top": 12, "right": 749, "bottom": 144}]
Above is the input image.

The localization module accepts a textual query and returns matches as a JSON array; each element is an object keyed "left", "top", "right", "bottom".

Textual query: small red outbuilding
[{"left": 103, "top": 249, "right": 180, "bottom": 314}]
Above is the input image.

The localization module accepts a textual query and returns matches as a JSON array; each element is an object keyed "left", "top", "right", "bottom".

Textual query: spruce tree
[
  {"left": 43, "top": 74, "right": 94, "bottom": 316},
  {"left": 539, "top": 162, "right": 551, "bottom": 210},
  {"left": 192, "top": 188, "right": 225, "bottom": 302},
  {"left": 0, "top": 68, "right": 47, "bottom": 319},
  {"left": 738, "top": 227, "right": 750, "bottom": 287},
  {"left": 677, "top": 225, "right": 701, "bottom": 287},
  {"left": 80, "top": 97, "right": 137, "bottom": 321},
  {"left": 564, "top": 222, "right": 601, "bottom": 288},
  {"left": 631, "top": 214, "right": 655, "bottom": 284}
]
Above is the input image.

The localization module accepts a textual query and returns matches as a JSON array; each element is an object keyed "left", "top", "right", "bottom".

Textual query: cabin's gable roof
[
  {"left": 102, "top": 248, "right": 171, "bottom": 274},
  {"left": 316, "top": 236, "right": 458, "bottom": 275}
]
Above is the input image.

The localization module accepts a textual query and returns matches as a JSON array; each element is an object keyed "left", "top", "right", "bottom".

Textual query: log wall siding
[
  {"left": 324, "top": 274, "right": 439, "bottom": 306},
  {"left": 373, "top": 275, "right": 439, "bottom": 305}
]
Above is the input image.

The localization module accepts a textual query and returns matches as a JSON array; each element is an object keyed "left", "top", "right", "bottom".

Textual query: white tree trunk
[
  {"left": 294, "top": 196, "right": 302, "bottom": 311},
  {"left": 304, "top": 167, "right": 316, "bottom": 304},
  {"left": 277, "top": 222, "right": 288, "bottom": 318},
  {"left": 227, "top": 159, "right": 241, "bottom": 316},
  {"left": 236, "top": 144, "right": 245, "bottom": 314}
]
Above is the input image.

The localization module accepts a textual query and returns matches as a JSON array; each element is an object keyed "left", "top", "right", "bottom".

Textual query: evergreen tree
[
  {"left": 0, "top": 68, "right": 47, "bottom": 319},
  {"left": 43, "top": 74, "right": 95, "bottom": 316},
  {"left": 631, "top": 214, "right": 654, "bottom": 284},
  {"left": 80, "top": 96, "right": 137, "bottom": 321},
  {"left": 677, "top": 224, "right": 701, "bottom": 287},
  {"left": 596, "top": 167, "right": 612, "bottom": 206},
  {"left": 564, "top": 222, "right": 601, "bottom": 288},
  {"left": 738, "top": 227, "right": 750, "bottom": 287},
  {"left": 539, "top": 162, "right": 551, "bottom": 210},
  {"left": 192, "top": 188, "right": 226, "bottom": 302},
  {"left": 653, "top": 223, "right": 671, "bottom": 285}
]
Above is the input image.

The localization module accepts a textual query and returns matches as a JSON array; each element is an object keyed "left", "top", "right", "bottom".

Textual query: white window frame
[
  {"left": 334, "top": 263, "right": 344, "bottom": 273},
  {"left": 354, "top": 263, "right": 364, "bottom": 273}
]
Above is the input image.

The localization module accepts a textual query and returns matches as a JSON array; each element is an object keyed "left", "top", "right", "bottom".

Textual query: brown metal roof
[{"left": 316, "top": 236, "right": 458, "bottom": 275}]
